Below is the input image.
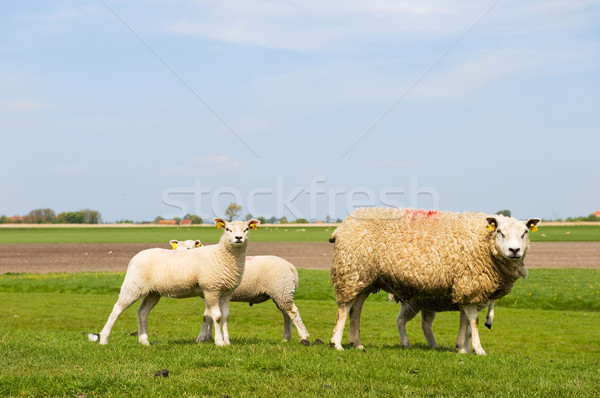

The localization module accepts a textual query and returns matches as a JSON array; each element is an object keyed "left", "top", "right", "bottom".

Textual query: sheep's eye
[
  {"left": 522, "top": 231, "right": 528, "bottom": 238},
  {"left": 226, "top": 228, "right": 231, "bottom": 232},
  {"left": 497, "top": 230, "right": 505, "bottom": 238},
  {"left": 244, "top": 228, "right": 249, "bottom": 233}
]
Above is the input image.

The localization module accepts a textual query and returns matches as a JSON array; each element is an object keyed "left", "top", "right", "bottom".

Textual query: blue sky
[{"left": 1, "top": 1, "right": 599, "bottom": 222}]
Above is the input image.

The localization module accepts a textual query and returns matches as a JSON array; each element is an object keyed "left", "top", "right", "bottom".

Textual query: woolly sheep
[
  {"left": 173, "top": 241, "right": 310, "bottom": 344},
  {"left": 329, "top": 208, "right": 540, "bottom": 355},
  {"left": 97, "top": 218, "right": 259, "bottom": 346}
]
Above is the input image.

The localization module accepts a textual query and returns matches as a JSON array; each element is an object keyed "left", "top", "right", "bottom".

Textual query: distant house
[
  {"left": 158, "top": 219, "right": 177, "bottom": 225},
  {"left": 594, "top": 211, "right": 600, "bottom": 217},
  {"left": 9, "top": 216, "right": 24, "bottom": 222},
  {"left": 180, "top": 219, "right": 191, "bottom": 225}
]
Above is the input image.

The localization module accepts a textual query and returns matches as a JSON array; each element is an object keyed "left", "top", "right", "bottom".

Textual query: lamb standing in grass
[
  {"left": 329, "top": 208, "right": 540, "bottom": 355},
  {"left": 97, "top": 218, "right": 259, "bottom": 346},
  {"left": 393, "top": 295, "right": 495, "bottom": 350},
  {"left": 172, "top": 240, "right": 310, "bottom": 344}
]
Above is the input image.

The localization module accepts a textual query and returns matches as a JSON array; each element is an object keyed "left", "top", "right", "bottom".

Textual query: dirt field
[{"left": 0, "top": 242, "right": 598, "bottom": 273}]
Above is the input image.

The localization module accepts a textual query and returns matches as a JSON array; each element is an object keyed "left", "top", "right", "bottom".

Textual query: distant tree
[
  {"left": 325, "top": 214, "right": 332, "bottom": 223},
  {"left": 243, "top": 213, "right": 254, "bottom": 221},
  {"left": 80, "top": 208, "right": 102, "bottom": 224},
  {"left": 267, "top": 216, "right": 277, "bottom": 224},
  {"left": 279, "top": 216, "right": 288, "bottom": 224},
  {"left": 56, "top": 211, "right": 84, "bottom": 223},
  {"left": 225, "top": 202, "right": 242, "bottom": 222},
  {"left": 174, "top": 217, "right": 182, "bottom": 225},
  {"left": 153, "top": 216, "right": 164, "bottom": 224},
  {"left": 293, "top": 218, "right": 309, "bottom": 224},
  {"left": 0, "top": 215, "right": 8, "bottom": 224},
  {"left": 496, "top": 209, "right": 511, "bottom": 217},
  {"left": 116, "top": 219, "right": 134, "bottom": 224},
  {"left": 185, "top": 214, "right": 203, "bottom": 224},
  {"left": 26, "top": 208, "right": 56, "bottom": 223},
  {"left": 256, "top": 216, "right": 267, "bottom": 225}
]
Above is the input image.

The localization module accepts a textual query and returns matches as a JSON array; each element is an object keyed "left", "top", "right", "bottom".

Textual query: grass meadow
[
  {"left": 1, "top": 269, "right": 599, "bottom": 397},
  {"left": 1, "top": 224, "right": 600, "bottom": 243}
]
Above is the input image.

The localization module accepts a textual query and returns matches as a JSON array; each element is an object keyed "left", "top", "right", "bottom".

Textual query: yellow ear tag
[
  {"left": 171, "top": 242, "right": 178, "bottom": 250},
  {"left": 217, "top": 222, "right": 225, "bottom": 229},
  {"left": 195, "top": 241, "right": 201, "bottom": 247},
  {"left": 487, "top": 222, "right": 496, "bottom": 232},
  {"left": 529, "top": 225, "right": 538, "bottom": 232},
  {"left": 250, "top": 223, "right": 258, "bottom": 230}
]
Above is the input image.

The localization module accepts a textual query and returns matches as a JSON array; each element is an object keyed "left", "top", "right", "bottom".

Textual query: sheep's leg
[
  {"left": 330, "top": 299, "right": 355, "bottom": 351},
  {"left": 462, "top": 304, "right": 486, "bottom": 355},
  {"left": 485, "top": 300, "right": 495, "bottom": 329},
  {"left": 204, "top": 291, "right": 224, "bottom": 346},
  {"left": 456, "top": 309, "right": 469, "bottom": 354},
  {"left": 99, "top": 293, "right": 140, "bottom": 345},
  {"left": 287, "top": 304, "right": 310, "bottom": 342},
  {"left": 219, "top": 294, "right": 232, "bottom": 345},
  {"left": 137, "top": 293, "right": 161, "bottom": 346},
  {"left": 421, "top": 310, "right": 439, "bottom": 348},
  {"left": 275, "top": 300, "right": 310, "bottom": 343},
  {"left": 348, "top": 292, "right": 369, "bottom": 350},
  {"left": 282, "top": 310, "right": 292, "bottom": 341},
  {"left": 196, "top": 305, "right": 213, "bottom": 343},
  {"left": 396, "top": 302, "right": 419, "bottom": 347}
]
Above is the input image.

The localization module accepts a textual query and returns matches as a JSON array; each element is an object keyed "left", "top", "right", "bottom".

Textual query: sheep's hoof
[
  {"left": 485, "top": 322, "right": 492, "bottom": 330},
  {"left": 299, "top": 339, "right": 310, "bottom": 346},
  {"left": 313, "top": 339, "right": 324, "bottom": 345}
]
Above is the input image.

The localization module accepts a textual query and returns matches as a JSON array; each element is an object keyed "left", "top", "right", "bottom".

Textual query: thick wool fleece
[{"left": 330, "top": 208, "right": 528, "bottom": 306}]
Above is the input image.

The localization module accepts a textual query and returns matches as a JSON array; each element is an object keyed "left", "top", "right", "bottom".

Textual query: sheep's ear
[
  {"left": 486, "top": 217, "right": 498, "bottom": 232},
  {"left": 526, "top": 218, "right": 541, "bottom": 232},
  {"left": 214, "top": 218, "right": 226, "bottom": 229},
  {"left": 247, "top": 219, "right": 260, "bottom": 230},
  {"left": 170, "top": 240, "right": 178, "bottom": 250},
  {"left": 195, "top": 240, "right": 202, "bottom": 247}
]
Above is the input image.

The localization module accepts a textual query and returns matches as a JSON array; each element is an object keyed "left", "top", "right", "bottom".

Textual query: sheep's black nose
[
  {"left": 235, "top": 236, "right": 242, "bottom": 241},
  {"left": 508, "top": 247, "right": 520, "bottom": 255}
]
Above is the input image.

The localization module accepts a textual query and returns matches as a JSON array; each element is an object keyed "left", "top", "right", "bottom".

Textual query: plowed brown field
[{"left": 0, "top": 242, "right": 598, "bottom": 273}]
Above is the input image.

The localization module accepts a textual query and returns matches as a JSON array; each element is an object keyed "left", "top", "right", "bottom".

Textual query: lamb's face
[
  {"left": 170, "top": 239, "right": 201, "bottom": 250},
  {"left": 214, "top": 218, "right": 260, "bottom": 248},
  {"left": 486, "top": 216, "right": 541, "bottom": 261}
]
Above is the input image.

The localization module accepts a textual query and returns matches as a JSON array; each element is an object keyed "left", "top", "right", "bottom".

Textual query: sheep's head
[
  {"left": 486, "top": 216, "right": 541, "bottom": 261},
  {"left": 170, "top": 239, "right": 202, "bottom": 250},
  {"left": 214, "top": 218, "right": 260, "bottom": 248}
]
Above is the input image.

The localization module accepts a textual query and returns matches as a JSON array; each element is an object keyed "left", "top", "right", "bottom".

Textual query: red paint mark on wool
[
  {"left": 404, "top": 209, "right": 442, "bottom": 219},
  {"left": 246, "top": 256, "right": 255, "bottom": 261}
]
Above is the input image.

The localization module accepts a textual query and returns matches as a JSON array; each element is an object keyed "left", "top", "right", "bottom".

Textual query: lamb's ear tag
[
  {"left": 195, "top": 241, "right": 201, "bottom": 247},
  {"left": 528, "top": 222, "right": 538, "bottom": 232},
  {"left": 171, "top": 242, "right": 178, "bottom": 250},
  {"left": 250, "top": 223, "right": 258, "bottom": 230},
  {"left": 216, "top": 221, "right": 225, "bottom": 229},
  {"left": 487, "top": 222, "right": 496, "bottom": 232}
]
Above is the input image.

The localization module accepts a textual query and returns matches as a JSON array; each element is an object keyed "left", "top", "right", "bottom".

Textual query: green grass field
[
  {"left": 1, "top": 269, "right": 599, "bottom": 397},
  {"left": 0, "top": 224, "right": 599, "bottom": 243}
]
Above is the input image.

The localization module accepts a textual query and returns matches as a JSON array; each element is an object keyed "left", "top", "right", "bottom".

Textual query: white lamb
[
  {"left": 97, "top": 218, "right": 259, "bottom": 346},
  {"left": 329, "top": 208, "right": 540, "bottom": 355},
  {"left": 173, "top": 240, "right": 310, "bottom": 345}
]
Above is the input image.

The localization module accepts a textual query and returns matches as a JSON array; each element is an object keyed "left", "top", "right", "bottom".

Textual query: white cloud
[
  {"left": 1, "top": 100, "right": 55, "bottom": 111},
  {"left": 193, "top": 155, "right": 249, "bottom": 173}
]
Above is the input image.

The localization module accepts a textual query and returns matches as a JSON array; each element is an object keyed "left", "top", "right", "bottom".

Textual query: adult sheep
[
  {"left": 97, "top": 218, "right": 259, "bottom": 346},
  {"left": 172, "top": 240, "right": 310, "bottom": 345},
  {"left": 329, "top": 208, "right": 540, "bottom": 355}
]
